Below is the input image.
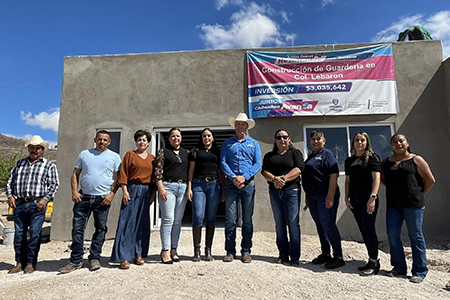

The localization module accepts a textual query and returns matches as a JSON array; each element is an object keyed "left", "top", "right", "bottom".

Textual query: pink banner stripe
[{"left": 248, "top": 56, "right": 395, "bottom": 85}]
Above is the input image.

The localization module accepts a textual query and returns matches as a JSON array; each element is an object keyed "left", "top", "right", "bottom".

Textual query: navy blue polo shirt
[{"left": 302, "top": 147, "right": 339, "bottom": 196}]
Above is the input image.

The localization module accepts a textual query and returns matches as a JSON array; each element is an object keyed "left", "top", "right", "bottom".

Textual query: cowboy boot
[
  {"left": 205, "top": 225, "right": 215, "bottom": 261},
  {"left": 193, "top": 226, "right": 202, "bottom": 262}
]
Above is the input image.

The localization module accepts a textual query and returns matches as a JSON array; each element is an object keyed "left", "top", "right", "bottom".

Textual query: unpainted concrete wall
[{"left": 52, "top": 41, "right": 448, "bottom": 244}]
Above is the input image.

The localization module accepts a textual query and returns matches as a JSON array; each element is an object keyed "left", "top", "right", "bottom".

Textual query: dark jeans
[
  {"left": 13, "top": 200, "right": 46, "bottom": 266},
  {"left": 269, "top": 189, "right": 301, "bottom": 260},
  {"left": 349, "top": 190, "right": 379, "bottom": 260},
  {"left": 224, "top": 180, "right": 255, "bottom": 255},
  {"left": 70, "top": 194, "right": 110, "bottom": 266},
  {"left": 386, "top": 206, "right": 428, "bottom": 278},
  {"left": 307, "top": 192, "right": 342, "bottom": 258},
  {"left": 111, "top": 182, "right": 151, "bottom": 262},
  {"left": 191, "top": 178, "right": 221, "bottom": 226}
]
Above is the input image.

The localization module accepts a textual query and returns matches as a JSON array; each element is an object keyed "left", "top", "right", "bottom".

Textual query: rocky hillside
[{"left": 0, "top": 134, "right": 57, "bottom": 162}]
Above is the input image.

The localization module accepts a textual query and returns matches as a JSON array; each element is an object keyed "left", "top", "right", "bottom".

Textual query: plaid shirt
[{"left": 6, "top": 156, "right": 59, "bottom": 201}]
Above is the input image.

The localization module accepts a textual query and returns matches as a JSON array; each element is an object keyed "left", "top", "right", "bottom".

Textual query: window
[{"left": 304, "top": 124, "right": 394, "bottom": 172}]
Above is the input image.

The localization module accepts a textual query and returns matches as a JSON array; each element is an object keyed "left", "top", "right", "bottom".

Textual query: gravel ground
[{"left": 0, "top": 227, "right": 449, "bottom": 300}]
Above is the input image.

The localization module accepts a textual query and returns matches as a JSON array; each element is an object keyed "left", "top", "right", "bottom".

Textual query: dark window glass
[
  {"left": 108, "top": 131, "right": 121, "bottom": 154},
  {"left": 349, "top": 126, "right": 392, "bottom": 159}
]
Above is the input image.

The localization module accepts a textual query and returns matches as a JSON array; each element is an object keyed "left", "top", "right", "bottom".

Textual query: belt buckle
[{"left": 177, "top": 179, "right": 184, "bottom": 184}]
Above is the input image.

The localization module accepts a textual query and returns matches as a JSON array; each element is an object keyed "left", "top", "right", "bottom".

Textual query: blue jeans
[
  {"left": 386, "top": 206, "right": 427, "bottom": 278},
  {"left": 111, "top": 182, "right": 151, "bottom": 262},
  {"left": 269, "top": 189, "right": 301, "bottom": 260},
  {"left": 224, "top": 180, "right": 255, "bottom": 255},
  {"left": 13, "top": 200, "right": 46, "bottom": 266},
  {"left": 191, "top": 178, "right": 221, "bottom": 226},
  {"left": 159, "top": 182, "right": 187, "bottom": 250},
  {"left": 307, "top": 192, "right": 342, "bottom": 258},
  {"left": 349, "top": 190, "right": 379, "bottom": 260},
  {"left": 70, "top": 194, "right": 110, "bottom": 266}
]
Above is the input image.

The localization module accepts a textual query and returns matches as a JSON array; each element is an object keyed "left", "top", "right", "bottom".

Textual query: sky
[{"left": 1, "top": 0, "right": 449, "bottom": 146}]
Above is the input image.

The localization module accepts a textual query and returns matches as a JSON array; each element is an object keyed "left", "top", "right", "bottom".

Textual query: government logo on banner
[{"left": 247, "top": 44, "right": 399, "bottom": 118}]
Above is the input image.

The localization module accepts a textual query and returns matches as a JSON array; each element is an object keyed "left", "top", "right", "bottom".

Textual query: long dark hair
[
  {"left": 196, "top": 128, "right": 218, "bottom": 149},
  {"left": 272, "top": 129, "right": 295, "bottom": 152},
  {"left": 350, "top": 131, "right": 374, "bottom": 164}
]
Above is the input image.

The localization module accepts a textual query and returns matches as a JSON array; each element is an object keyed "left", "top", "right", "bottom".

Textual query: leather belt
[
  {"left": 197, "top": 177, "right": 218, "bottom": 182},
  {"left": 18, "top": 196, "right": 44, "bottom": 202},
  {"left": 166, "top": 179, "right": 186, "bottom": 184}
]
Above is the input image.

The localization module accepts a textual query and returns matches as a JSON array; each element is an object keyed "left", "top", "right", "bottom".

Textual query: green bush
[{"left": 0, "top": 153, "right": 25, "bottom": 191}]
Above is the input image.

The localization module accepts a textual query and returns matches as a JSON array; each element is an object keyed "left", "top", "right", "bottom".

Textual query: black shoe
[
  {"left": 275, "top": 256, "right": 290, "bottom": 264},
  {"left": 312, "top": 254, "right": 332, "bottom": 265},
  {"left": 290, "top": 259, "right": 300, "bottom": 266},
  {"left": 193, "top": 248, "right": 201, "bottom": 262},
  {"left": 357, "top": 262, "right": 369, "bottom": 271},
  {"left": 325, "top": 257, "right": 345, "bottom": 269},
  {"left": 385, "top": 269, "right": 407, "bottom": 278},
  {"left": 360, "top": 259, "right": 380, "bottom": 276}
]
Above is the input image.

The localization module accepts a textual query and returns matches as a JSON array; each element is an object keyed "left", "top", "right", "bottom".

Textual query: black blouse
[
  {"left": 382, "top": 157, "right": 425, "bottom": 208},
  {"left": 345, "top": 153, "right": 381, "bottom": 193},
  {"left": 188, "top": 147, "right": 220, "bottom": 178},
  {"left": 261, "top": 148, "right": 304, "bottom": 190}
]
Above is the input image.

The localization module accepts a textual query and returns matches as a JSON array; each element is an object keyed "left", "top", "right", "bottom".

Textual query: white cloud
[
  {"left": 322, "top": 0, "right": 334, "bottom": 8},
  {"left": 215, "top": 0, "right": 244, "bottom": 10},
  {"left": 20, "top": 108, "right": 60, "bottom": 133},
  {"left": 371, "top": 11, "right": 450, "bottom": 59},
  {"left": 280, "top": 11, "right": 290, "bottom": 24},
  {"left": 199, "top": 2, "right": 296, "bottom": 49}
]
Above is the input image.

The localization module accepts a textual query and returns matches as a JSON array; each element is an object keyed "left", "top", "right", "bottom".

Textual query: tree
[{"left": 0, "top": 153, "right": 25, "bottom": 191}]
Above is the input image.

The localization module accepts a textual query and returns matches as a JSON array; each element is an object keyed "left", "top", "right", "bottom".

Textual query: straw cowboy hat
[
  {"left": 228, "top": 112, "right": 256, "bottom": 129},
  {"left": 25, "top": 135, "right": 49, "bottom": 151}
]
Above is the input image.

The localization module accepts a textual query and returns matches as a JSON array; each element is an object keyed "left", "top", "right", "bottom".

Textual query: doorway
[{"left": 150, "top": 127, "right": 235, "bottom": 229}]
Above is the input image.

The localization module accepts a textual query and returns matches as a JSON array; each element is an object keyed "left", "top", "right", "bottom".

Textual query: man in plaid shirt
[{"left": 6, "top": 135, "right": 59, "bottom": 274}]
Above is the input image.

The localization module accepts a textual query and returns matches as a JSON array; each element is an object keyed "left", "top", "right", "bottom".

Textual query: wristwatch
[{"left": 370, "top": 194, "right": 377, "bottom": 199}]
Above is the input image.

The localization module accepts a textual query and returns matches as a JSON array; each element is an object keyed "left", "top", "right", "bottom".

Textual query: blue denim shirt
[{"left": 220, "top": 135, "right": 262, "bottom": 180}]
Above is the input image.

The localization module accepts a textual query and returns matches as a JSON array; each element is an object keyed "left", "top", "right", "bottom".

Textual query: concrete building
[{"left": 51, "top": 40, "right": 449, "bottom": 243}]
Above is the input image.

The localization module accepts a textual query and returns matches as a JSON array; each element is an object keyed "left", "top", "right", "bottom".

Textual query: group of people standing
[{"left": 5, "top": 112, "right": 435, "bottom": 284}]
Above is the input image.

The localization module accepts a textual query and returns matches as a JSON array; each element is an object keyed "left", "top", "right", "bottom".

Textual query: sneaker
[
  {"left": 275, "top": 256, "right": 290, "bottom": 264},
  {"left": 385, "top": 269, "right": 407, "bottom": 278},
  {"left": 312, "top": 254, "right": 331, "bottom": 265},
  {"left": 8, "top": 263, "right": 23, "bottom": 274},
  {"left": 223, "top": 253, "right": 235, "bottom": 262},
  {"left": 325, "top": 257, "right": 345, "bottom": 269},
  {"left": 357, "top": 262, "right": 369, "bottom": 271},
  {"left": 89, "top": 261, "right": 101, "bottom": 271},
  {"left": 241, "top": 254, "right": 252, "bottom": 263},
  {"left": 410, "top": 276, "right": 424, "bottom": 283},
  {"left": 58, "top": 263, "right": 83, "bottom": 274}
]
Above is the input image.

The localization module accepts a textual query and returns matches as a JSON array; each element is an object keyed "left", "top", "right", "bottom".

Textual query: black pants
[{"left": 349, "top": 190, "right": 379, "bottom": 260}]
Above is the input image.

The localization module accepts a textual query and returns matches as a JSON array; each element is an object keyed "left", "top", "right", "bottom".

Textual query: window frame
[{"left": 303, "top": 123, "right": 395, "bottom": 174}]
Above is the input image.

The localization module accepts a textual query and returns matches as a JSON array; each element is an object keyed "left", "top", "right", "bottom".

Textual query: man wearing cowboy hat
[
  {"left": 6, "top": 135, "right": 59, "bottom": 274},
  {"left": 220, "top": 112, "right": 262, "bottom": 263}
]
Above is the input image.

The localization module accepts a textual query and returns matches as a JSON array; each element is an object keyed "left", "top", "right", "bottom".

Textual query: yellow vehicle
[{"left": 7, "top": 201, "right": 53, "bottom": 222}]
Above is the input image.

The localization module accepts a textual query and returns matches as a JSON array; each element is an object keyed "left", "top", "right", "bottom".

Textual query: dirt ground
[{"left": 1, "top": 201, "right": 449, "bottom": 299}]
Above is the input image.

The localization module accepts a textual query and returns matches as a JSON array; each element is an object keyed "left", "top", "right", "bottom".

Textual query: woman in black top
[
  {"left": 155, "top": 128, "right": 189, "bottom": 264},
  {"left": 381, "top": 133, "right": 435, "bottom": 283},
  {"left": 261, "top": 129, "right": 304, "bottom": 265},
  {"left": 344, "top": 132, "right": 381, "bottom": 276},
  {"left": 187, "top": 128, "right": 224, "bottom": 262}
]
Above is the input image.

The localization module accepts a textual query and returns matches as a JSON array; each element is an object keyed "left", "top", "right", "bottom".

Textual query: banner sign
[{"left": 247, "top": 44, "right": 398, "bottom": 118}]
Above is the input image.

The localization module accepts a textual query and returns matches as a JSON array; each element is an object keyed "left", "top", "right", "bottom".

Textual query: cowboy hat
[
  {"left": 25, "top": 135, "right": 49, "bottom": 151},
  {"left": 228, "top": 112, "right": 255, "bottom": 130}
]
